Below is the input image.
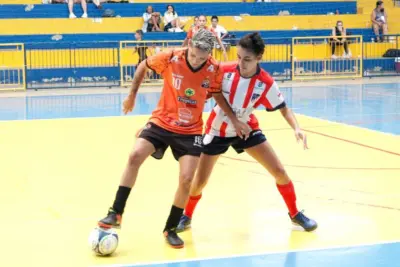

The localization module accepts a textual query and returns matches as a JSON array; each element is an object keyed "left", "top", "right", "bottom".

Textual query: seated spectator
[
  {"left": 330, "top": 20, "right": 350, "bottom": 59},
  {"left": 163, "top": 5, "right": 184, "bottom": 32},
  {"left": 142, "top": 5, "right": 162, "bottom": 32},
  {"left": 210, "top": 16, "right": 228, "bottom": 40},
  {"left": 183, "top": 15, "right": 227, "bottom": 61},
  {"left": 68, "top": 0, "right": 88, "bottom": 18},
  {"left": 371, "top": 1, "right": 388, "bottom": 42}
]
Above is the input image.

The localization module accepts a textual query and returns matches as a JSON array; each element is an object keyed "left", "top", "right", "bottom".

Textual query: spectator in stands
[
  {"left": 192, "top": 16, "right": 199, "bottom": 28},
  {"left": 183, "top": 15, "right": 228, "bottom": 61},
  {"left": 210, "top": 16, "right": 228, "bottom": 40},
  {"left": 163, "top": 5, "right": 183, "bottom": 32},
  {"left": 330, "top": 20, "right": 350, "bottom": 59},
  {"left": 68, "top": 0, "right": 88, "bottom": 18},
  {"left": 142, "top": 5, "right": 162, "bottom": 32},
  {"left": 133, "top": 30, "right": 148, "bottom": 64},
  {"left": 371, "top": 1, "right": 388, "bottom": 42}
]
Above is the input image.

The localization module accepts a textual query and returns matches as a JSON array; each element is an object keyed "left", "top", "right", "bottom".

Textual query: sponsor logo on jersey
[
  {"left": 185, "top": 88, "right": 195, "bottom": 97},
  {"left": 201, "top": 78, "right": 210, "bottom": 88},
  {"left": 171, "top": 56, "right": 179, "bottom": 63},
  {"left": 251, "top": 93, "right": 260, "bottom": 102},
  {"left": 257, "top": 81, "right": 264, "bottom": 88},
  {"left": 178, "top": 96, "right": 197, "bottom": 105},
  {"left": 207, "top": 65, "right": 215, "bottom": 72}
]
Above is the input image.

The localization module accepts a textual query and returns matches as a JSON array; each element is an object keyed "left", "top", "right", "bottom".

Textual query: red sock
[
  {"left": 184, "top": 194, "right": 202, "bottom": 218},
  {"left": 276, "top": 181, "right": 299, "bottom": 218}
]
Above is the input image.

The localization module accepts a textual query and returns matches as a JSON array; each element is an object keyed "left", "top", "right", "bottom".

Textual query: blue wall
[{"left": 0, "top": 2, "right": 357, "bottom": 18}]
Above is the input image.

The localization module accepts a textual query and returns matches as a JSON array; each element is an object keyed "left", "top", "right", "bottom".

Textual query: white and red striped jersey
[{"left": 205, "top": 63, "right": 285, "bottom": 138}]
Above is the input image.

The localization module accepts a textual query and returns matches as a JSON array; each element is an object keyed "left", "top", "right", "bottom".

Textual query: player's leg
[
  {"left": 244, "top": 140, "right": 317, "bottom": 231},
  {"left": 177, "top": 134, "right": 231, "bottom": 232},
  {"left": 176, "top": 153, "right": 220, "bottom": 232},
  {"left": 163, "top": 155, "right": 199, "bottom": 248},
  {"left": 97, "top": 138, "right": 156, "bottom": 229},
  {"left": 98, "top": 123, "right": 168, "bottom": 229}
]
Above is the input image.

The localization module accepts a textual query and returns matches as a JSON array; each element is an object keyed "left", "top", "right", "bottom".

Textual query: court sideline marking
[{"left": 91, "top": 239, "right": 400, "bottom": 267}]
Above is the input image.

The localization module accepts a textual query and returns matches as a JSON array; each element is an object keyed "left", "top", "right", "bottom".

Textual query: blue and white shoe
[
  {"left": 176, "top": 215, "right": 192, "bottom": 233},
  {"left": 290, "top": 211, "right": 318, "bottom": 232}
]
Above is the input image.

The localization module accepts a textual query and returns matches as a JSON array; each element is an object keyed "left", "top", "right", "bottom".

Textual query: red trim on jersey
[
  {"left": 248, "top": 114, "right": 260, "bottom": 130},
  {"left": 205, "top": 110, "right": 217, "bottom": 134},
  {"left": 229, "top": 73, "right": 241, "bottom": 104},
  {"left": 219, "top": 121, "right": 228, "bottom": 137},
  {"left": 254, "top": 71, "right": 274, "bottom": 109},
  {"left": 242, "top": 76, "right": 258, "bottom": 108}
]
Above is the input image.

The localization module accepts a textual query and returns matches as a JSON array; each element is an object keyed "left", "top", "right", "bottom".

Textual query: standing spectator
[
  {"left": 163, "top": 5, "right": 182, "bottom": 32},
  {"left": 330, "top": 20, "right": 350, "bottom": 58},
  {"left": 210, "top": 16, "right": 228, "bottom": 40},
  {"left": 142, "top": 5, "right": 162, "bottom": 32},
  {"left": 192, "top": 16, "right": 199, "bottom": 28},
  {"left": 183, "top": 15, "right": 227, "bottom": 61},
  {"left": 371, "top": 1, "right": 388, "bottom": 42},
  {"left": 68, "top": 0, "right": 88, "bottom": 18}
]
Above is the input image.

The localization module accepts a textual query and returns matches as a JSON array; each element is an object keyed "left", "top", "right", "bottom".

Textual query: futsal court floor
[{"left": 0, "top": 78, "right": 399, "bottom": 267}]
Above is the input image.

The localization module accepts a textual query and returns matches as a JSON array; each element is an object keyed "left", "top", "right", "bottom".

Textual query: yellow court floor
[{"left": 0, "top": 108, "right": 400, "bottom": 267}]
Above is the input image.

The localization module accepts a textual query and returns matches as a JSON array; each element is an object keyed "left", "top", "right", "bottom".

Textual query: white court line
[
  {"left": 366, "top": 91, "right": 399, "bottom": 97},
  {"left": 296, "top": 113, "right": 400, "bottom": 137},
  {"left": 90, "top": 239, "right": 400, "bottom": 267}
]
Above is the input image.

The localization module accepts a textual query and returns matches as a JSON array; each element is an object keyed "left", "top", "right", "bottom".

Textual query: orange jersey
[
  {"left": 187, "top": 26, "right": 217, "bottom": 40},
  {"left": 145, "top": 48, "right": 222, "bottom": 135}
]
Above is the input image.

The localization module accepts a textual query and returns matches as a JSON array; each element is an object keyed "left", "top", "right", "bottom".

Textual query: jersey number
[{"left": 172, "top": 77, "right": 182, "bottom": 90}]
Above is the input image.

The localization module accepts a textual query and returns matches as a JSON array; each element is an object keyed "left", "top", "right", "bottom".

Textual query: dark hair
[
  {"left": 238, "top": 32, "right": 265, "bottom": 56},
  {"left": 194, "top": 16, "right": 199, "bottom": 19},
  {"left": 166, "top": 5, "right": 175, "bottom": 15},
  {"left": 376, "top": 1, "right": 383, "bottom": 7},
  {"left": 211, "top": 15, "right": 218, "bottom": 21},
  {"left": 136, "top": 29, "right": 143, "bottom": 36}
]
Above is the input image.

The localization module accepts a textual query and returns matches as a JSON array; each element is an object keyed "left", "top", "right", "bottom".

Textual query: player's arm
[
  {"left": 260, "top": 79, "right": 307, "bottom": 148},
  {"left": 128, "top": 60, "right": 147, "bottom": 97},
  {"left": 209, "top": 66, "right": 250, "bottom": 138},
  {"left": 123, "top": 51, "right": 170, "bottom": 114},
  {"left": 279, "top": 106, "right": 308, "bottom": 149},
  {"left": 212, "top": 92, "right": 250, "bottom": 139}
]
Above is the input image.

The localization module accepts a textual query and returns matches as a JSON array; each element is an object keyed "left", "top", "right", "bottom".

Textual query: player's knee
[
  {"left": 272, "top": 166, "right": 287, "bottom": 180},
  {"left": 179, "top": 173, "right": 195, "bottom": 191},
  {"left": 127, "top": 151, "right": 145, "bottom": 168}
]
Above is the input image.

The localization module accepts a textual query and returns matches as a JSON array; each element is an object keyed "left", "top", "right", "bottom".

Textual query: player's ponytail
[{"left": 238, "top": 32, "right": 265, "bottom": 56}]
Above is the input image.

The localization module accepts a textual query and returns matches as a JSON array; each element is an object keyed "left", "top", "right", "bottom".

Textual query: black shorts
[
  {"left": 138, "top": 122, "right": 203, "bottom": 161},
  {"left": 202, "top": 130, "right": 266, "bottom": 156}
]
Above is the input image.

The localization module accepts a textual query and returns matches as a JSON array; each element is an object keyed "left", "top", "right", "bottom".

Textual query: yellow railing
[
  {"left": 0, "top": 43, "right": 26, "bottom": 91},
  {"left": 292, "top": 35, "right": 363, "bottom": 80}
]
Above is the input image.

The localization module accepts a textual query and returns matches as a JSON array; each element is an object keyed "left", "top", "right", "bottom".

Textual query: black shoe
[
  {"left": 98, "top": 208, "right": 122, "bottom": 229},
  {"left": 163, "top": 228, "right": 184, "bottom": 248},
  {"left": 290, "top": 210, "right": 318, "bottom": 232}
]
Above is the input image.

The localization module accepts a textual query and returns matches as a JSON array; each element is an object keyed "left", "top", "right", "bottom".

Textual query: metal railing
[{"left": 0, "top": 35, "right": 399, "bottom": 91}]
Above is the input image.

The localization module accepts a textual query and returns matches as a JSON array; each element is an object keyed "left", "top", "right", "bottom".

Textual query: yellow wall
[
  {"left": 25, "top": 48, "right": 119, "bottom": 68},
  {"left": 0, "top": 15, "right": 376, "bottom": 35},
  {"left": 0, "top": 46, "right": 25, "bottom": 68}
]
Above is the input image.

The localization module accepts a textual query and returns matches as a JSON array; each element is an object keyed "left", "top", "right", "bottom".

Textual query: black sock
[
  {"left": 164, "top": 205, "right": 184, "bottom": 231},
  {"left": 112, "top": 186, "right": 131, "bottom": 214}
]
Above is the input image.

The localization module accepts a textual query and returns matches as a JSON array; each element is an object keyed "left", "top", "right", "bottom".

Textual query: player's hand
[
  {"left": 122, "top": 94, "right": 136, "bottom": 115},
  {"left": 233, "top": 120, "right": 251, "bottom": 140},
  {"left": 295, "top": 129, "right": 308, "bottom": 150}
]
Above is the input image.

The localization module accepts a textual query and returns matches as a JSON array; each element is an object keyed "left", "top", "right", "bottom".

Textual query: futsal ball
[{"left": 89, "top": 227, "right": 119, "bottom": 256}]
